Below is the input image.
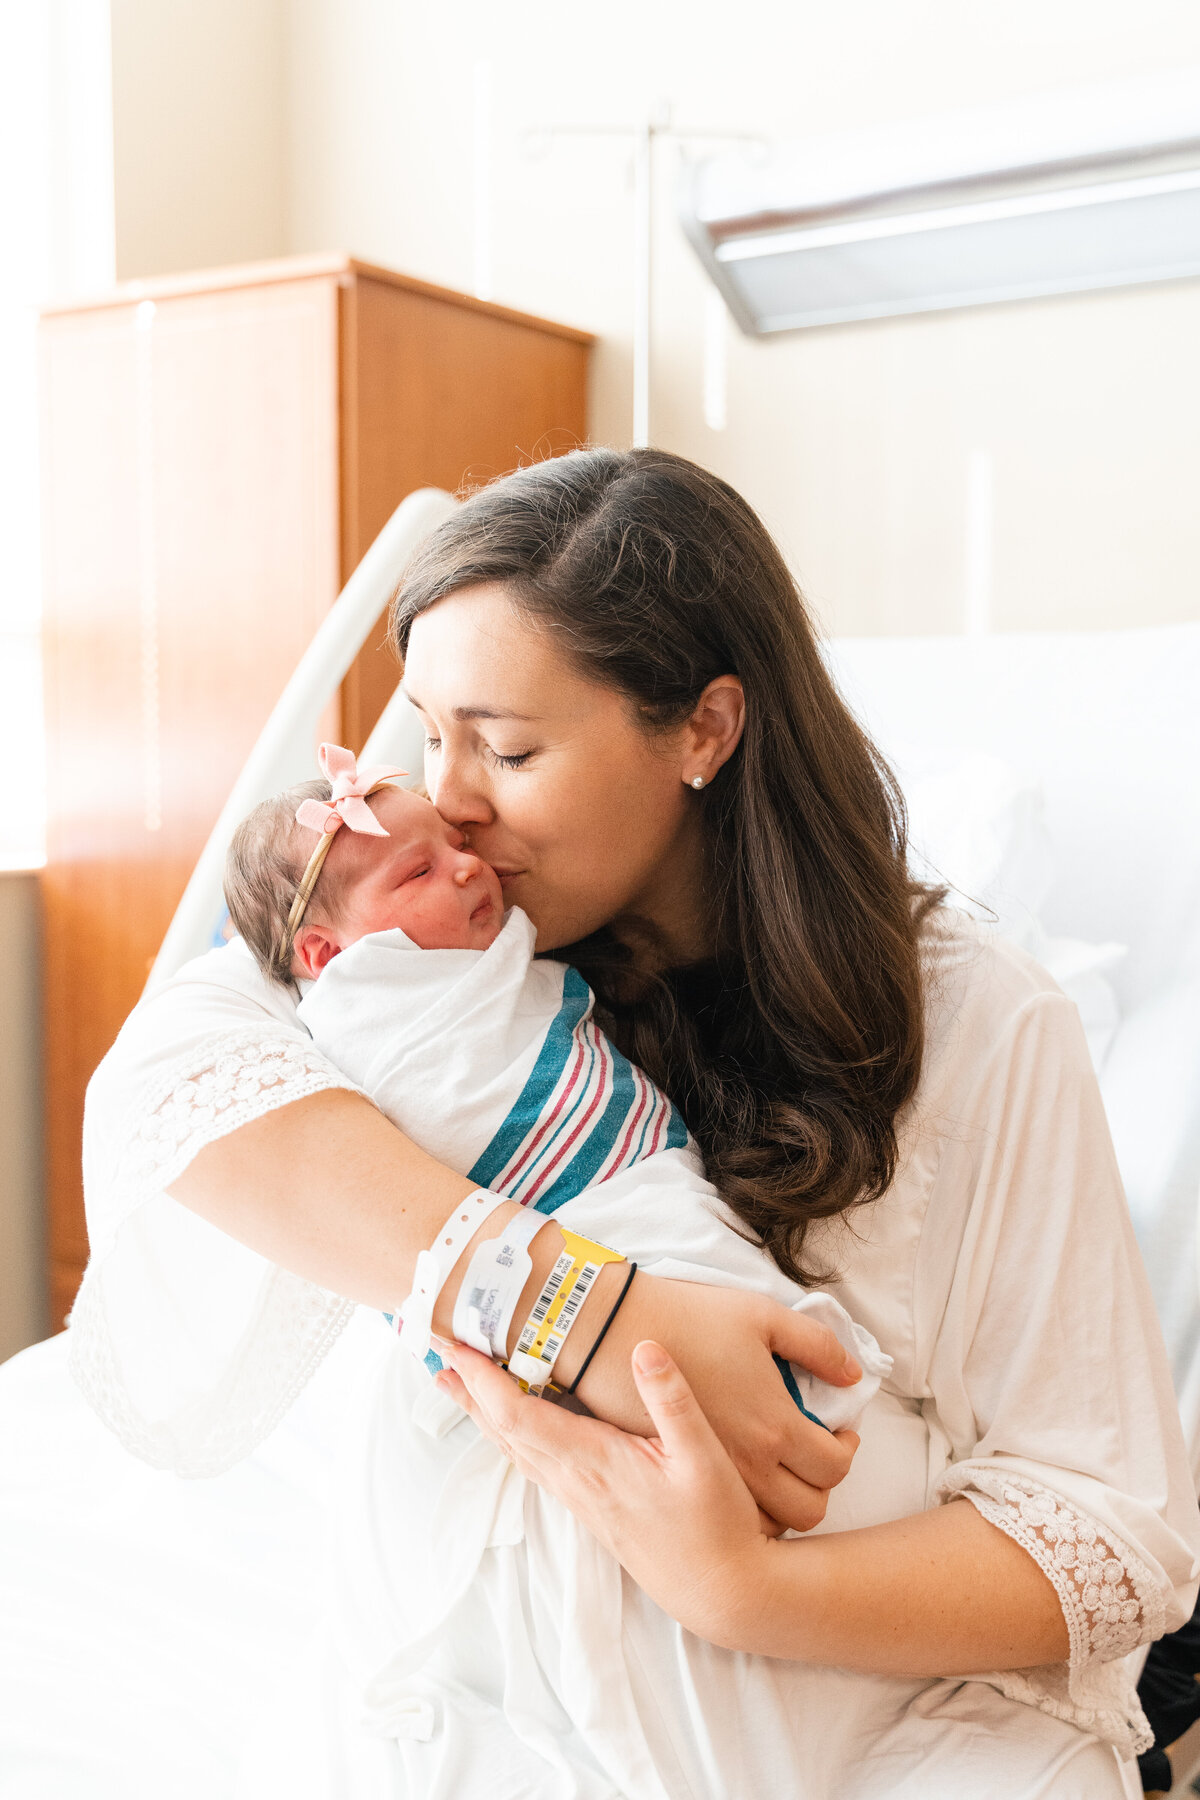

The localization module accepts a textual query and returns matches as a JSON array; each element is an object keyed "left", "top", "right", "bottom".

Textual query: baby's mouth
[{"left": 470, "top": 894, "right": 495, "bottom": 923}]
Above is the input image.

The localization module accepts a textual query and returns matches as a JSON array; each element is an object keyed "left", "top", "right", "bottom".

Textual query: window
[{"left": 0, "top": 1, "right": 114, "bottom": 869}]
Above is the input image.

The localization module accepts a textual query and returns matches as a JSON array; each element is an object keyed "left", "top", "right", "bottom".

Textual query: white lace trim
[
  {"left": 69, "top": 1029, "right": 361, "bottom": 1476},
  {"left": 938, "top": 1464, "right": 1164, "bottom": 1758},
  {"left": 89, "top": 1028, "right": 360, "bottom": 1244},
  {"left": 68, "top": 1264, "right": 356, "bottom": 1478}
]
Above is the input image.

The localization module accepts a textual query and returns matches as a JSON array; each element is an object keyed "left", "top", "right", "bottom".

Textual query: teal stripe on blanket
[
  {"left": 532, "top": 1049, "right": 636, "bottom": 1213},
  {"left": 469, "top": 966, "right": 690, "bottom": 1210},
  {"left": 468, "top": 968, "right": 592, "bottom": 1189},
  {"left": 773, "top": 1352, "right": 828, "bottom": 1429}
]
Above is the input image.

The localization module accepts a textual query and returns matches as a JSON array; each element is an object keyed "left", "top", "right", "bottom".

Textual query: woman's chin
[{"left": 494, "top": 878, "right": 600, "bottom": 954}]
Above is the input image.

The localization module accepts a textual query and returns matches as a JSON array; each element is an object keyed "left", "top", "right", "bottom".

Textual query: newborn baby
[
  {"left": 224, "top": 744, "right": 889, "bottom": 1422},
  {"left": 224, "top": 743, "right": 505, "bottom": 980}
]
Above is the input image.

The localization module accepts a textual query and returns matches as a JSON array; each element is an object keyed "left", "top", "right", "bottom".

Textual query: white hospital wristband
[
  {"left": 453, "top": 1204, "right": 546, "bottom": 1358},
  {"left": 397, "top": 1188, "right": 511, "bottom": 1362}
]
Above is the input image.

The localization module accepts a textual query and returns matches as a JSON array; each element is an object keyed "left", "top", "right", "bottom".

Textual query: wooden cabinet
[{"left": 39, "top": 253, "right": 591, "bottom": 1327}]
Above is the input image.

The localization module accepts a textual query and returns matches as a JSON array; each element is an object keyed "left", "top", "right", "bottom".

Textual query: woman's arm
[
  {"left": 168, "top": 1088, "right": 859, "bottom": 1528},
  {"left": 439, "top": 1337, "right": 1069, "bottom": 1673}
]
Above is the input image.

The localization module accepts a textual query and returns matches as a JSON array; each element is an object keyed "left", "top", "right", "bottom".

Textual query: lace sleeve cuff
[
  {"left": 71, "top": 1028, "right": 366, "bottom": 1477},
  {"left": 936, "top": 1463, "right": 1164, "bottom": 1758},
  {"left": 89, "top": 1028, "right": 364, "bottom": 1244}
]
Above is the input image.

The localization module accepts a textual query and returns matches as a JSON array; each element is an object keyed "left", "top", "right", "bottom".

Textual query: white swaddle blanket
[{"left": 296, "top": 906, "right": 890, "bottom": 1774}]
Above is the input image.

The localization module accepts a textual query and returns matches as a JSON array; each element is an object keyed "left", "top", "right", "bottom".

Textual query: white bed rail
[{"left": 146, "top": 487, "right": 458, "bottom": 994}]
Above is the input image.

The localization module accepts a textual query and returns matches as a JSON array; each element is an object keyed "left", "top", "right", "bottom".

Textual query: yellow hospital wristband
[{"left": 506, "top": 1228, "right": 626, "bottom": 1395}]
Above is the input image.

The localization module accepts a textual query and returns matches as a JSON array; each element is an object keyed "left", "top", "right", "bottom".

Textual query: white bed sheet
[{"left": 0, "top": 1315, "right": 387, "bottom": 1798}]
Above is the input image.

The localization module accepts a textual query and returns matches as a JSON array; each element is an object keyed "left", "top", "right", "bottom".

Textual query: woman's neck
[{"left": 611, "top": 813, "right": 715, "bottom": 973}]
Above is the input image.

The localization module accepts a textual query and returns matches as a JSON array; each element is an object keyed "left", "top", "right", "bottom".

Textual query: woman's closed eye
[{"left": 423, "top": 731, "right": 533, "bottom": 770}]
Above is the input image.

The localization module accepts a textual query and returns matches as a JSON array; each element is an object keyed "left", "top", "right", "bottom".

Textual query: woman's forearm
[
  {"left": 165, "top": 1089, "right": 668, "bottom": 1428},
  {"left": 167, "top": 1089, "right": 857, "bottom": 1532},
  {"left": 714, "top": 1498, "right": 1069, "bottom": 1673},
  {"left": 168, "top": 1088, "right": 484, "bottom": 1310},
  {"left": 166, "top": 1089, "right": 606, "bottom": 1355},
  {"left": 167, "top": 1091, "right": 708, "bottom": 1429}
]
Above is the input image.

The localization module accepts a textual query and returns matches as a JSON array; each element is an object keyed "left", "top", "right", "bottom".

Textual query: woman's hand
[
  {"left": 439, "top": 1340, "right": 1072, "bottom": 1673},
  {"left": 557, "top": 1272, "right": 861, "bottom": 1531},
  {"left": 437, "top": 1338, "right": 776, "bottom": 1644}
]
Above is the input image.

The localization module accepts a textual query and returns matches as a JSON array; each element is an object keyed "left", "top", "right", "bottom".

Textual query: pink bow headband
[
  {"left": 277, "top": 742, "right": 408, "bottom": 971},
  {"left": 294, "top": 742, "right": 408, "bottom": 839}
]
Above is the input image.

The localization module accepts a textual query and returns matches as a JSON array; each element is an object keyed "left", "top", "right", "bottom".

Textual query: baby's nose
[{"left": 453, "top": 860, "right": 476, "bottom": 886}]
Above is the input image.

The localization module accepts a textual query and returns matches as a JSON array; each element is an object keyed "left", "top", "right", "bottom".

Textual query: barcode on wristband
[
  {"left": 538, "top": 1261, "right": 600, "bottom": 1365},
  {"left": 555, "top": 1259, "right": 599, "bottom": 1331},
  {"left": 516, "top": 1250, "right": 573, "bottom": 1355}
]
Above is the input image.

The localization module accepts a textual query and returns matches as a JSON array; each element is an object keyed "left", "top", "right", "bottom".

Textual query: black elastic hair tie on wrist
[{"left": 565, "top": 1262, "right": 637, "bottom": 1396}]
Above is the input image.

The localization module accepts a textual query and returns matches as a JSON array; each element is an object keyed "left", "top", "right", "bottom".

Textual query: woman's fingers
[
  {"left": 629, "top": 1340, "right": 729, "bottom": 1463},
  {"left": 774, "top": 1412, "right": 858, "bottom": 1490},
  {"left": 746, "top": 1461, "right": 838, "bottom": 1533},
  {"left": 754, "top": 1421, "right": 858, "bottom": 1531},
  {"left": 629, "top": 1344, "right": 805, "bottom": 1537},
  {"left": 433, "top": 1364, "right": 496, "bottom": 1440},
  {"left": 441, "top": 1344, "right": 558, "bottom": 1453},
  {"left": 769, "top": 1310, "right": 862, "bottom": 1386},
  {"left": 442, "top": 1344, "right": 624, "bottom": 1475}
]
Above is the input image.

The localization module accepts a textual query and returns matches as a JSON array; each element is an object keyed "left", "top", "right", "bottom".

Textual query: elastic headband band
[{"left": 276, "top": 830, "right": 338, "bottom": 973}]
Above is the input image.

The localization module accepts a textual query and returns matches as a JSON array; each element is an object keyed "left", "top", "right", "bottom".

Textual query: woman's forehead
[{"left": 403, "top": 584, "right": 586, "bottom": 716}]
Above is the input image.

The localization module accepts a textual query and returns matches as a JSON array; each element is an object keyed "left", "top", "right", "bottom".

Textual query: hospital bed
[{"left": 2, "top": 488, "right": 1198, "bottom": 1796}]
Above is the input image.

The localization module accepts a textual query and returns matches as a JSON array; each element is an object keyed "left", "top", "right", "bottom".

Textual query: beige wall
[
  {"left": 110, "top": 0, "right": 287, "bottom": 280},
  {"left": 0, "top": 875, "right": 46, "bottom": 1361},
  {"left": 283, "top": 0, "right": 1200, "bottom": 636},
  {"left": 103, "top": 1, "right": 1200, "bottom": 633}
]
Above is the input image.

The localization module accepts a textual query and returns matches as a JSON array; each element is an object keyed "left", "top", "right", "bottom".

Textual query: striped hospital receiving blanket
[{"left": 296, "top": 905, "right": 889, "bottom": 1430}]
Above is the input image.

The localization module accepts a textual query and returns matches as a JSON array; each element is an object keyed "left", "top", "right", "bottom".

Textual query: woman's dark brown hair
[{"left": 391, "top": 447, "right": 941, "bottom": 1283}]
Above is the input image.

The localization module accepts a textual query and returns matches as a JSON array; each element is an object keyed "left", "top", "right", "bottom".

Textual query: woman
[{"left": 75, "top": 448, "right": 1198, "bottom": 1797}]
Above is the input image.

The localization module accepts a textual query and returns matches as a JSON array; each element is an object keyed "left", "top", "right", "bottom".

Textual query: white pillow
[{"left": 898, "top": 749, "right": 1126, "bottom": 1071}]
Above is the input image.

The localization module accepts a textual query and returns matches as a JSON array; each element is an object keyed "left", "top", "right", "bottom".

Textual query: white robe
[{"left": 65, "top": 907, "right": 1200, "bottom": 1798}]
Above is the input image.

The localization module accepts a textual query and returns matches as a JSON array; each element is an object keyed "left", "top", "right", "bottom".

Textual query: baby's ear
[{"left": 292, "top": 925, "right": 341, "bottom": 980}]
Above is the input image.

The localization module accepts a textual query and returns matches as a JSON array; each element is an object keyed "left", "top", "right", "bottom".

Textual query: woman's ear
[
  {"left": 292, "top": 924, "right": 341, "bottom": 980},
  {"left": 683, "top": 675, "right": 746, "bottom": 787}
]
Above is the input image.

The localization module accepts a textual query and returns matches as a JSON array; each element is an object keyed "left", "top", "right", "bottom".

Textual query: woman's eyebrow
[{"left": 401, "top": 687, "right": 540, "bottom": 723}]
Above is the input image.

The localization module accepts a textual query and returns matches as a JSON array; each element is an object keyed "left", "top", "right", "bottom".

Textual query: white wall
[
  {"left": 110, "top": 0, "right": 287, "bottom": 279},
  {"left": 284, "top": 0, "right": 1200, "bottom": 636}
]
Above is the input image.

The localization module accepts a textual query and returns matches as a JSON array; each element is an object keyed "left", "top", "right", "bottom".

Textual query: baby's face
[{"left": 295, "top": 787, "right": 504, "bottom": 976}]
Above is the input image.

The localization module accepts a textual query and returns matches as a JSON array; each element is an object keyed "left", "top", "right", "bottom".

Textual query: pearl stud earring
[{"left": 690, "top": 775, "right": 705, "bottom": 790}]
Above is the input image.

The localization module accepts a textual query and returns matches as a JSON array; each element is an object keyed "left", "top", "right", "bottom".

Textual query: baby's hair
[{"left": 224, "top": 778, "right": 347, "bottom": 986}]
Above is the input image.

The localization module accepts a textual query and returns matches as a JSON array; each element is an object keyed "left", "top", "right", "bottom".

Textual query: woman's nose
[{"left": 427, "top": 751, "right": 492, "bottom": 831}]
